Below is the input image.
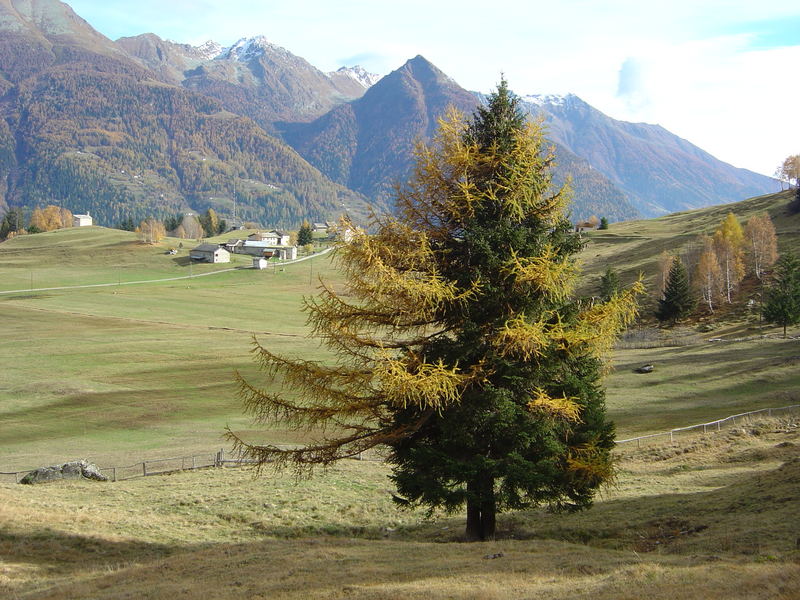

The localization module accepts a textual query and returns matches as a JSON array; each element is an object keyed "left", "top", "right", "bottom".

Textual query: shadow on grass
[
  {"left": 0, "top": 526, "right": 175, "bottom": 568},
  {"left": 5, "top": 455, "right": 798, "bottom": 599}
]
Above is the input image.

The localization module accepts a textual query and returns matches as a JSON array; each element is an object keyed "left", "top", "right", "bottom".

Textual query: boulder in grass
[{"left": 19, "top": 460, "right": 108, "bottom": 484}]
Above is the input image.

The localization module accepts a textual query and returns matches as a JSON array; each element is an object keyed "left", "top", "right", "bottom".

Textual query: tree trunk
[
  {"left": 465, "top": 495, "right": 482, "bottom": 541},
  {"left": 464, "top": 476, "right": 496, "bottom": 541}
]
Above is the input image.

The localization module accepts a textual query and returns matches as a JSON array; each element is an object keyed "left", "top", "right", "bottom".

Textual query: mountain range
[{"left": 0, "top": 0, "right": 779, "bottom": 229}]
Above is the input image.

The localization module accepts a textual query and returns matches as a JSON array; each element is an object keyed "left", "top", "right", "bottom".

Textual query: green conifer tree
[
  {"left": 763, "top": 253, "right": 800, "bottom": 338},
  {"left": 297, "top": 220, "right": 313, "bottom": 246},
  {"left": 656, "top": 256, "right": 695, "bottom": 323},
  {"left": 228, "top": 80, "right": 641, "bottom": 541},
  {"left": 599, "top": 265, "right": 620, "bottom": 301}
]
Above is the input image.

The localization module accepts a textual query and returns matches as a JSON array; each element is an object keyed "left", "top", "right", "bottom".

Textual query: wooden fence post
[
  {"left": 142, "top": 462, "right": 147, "bottom": 477},
  {"left": 112, "top": 467, "right": 116, "bottom": 482}
]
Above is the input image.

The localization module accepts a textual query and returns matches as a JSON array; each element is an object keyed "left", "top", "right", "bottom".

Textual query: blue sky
[{"left": 66, "top": 0, "right": 800, "bottom": 176}]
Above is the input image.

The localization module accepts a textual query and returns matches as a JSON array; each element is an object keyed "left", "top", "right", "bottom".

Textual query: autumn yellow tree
[
  {"left": 695, "top": 235, "right": 723, "bottom": 313},
  {"left": 135, "top": 217, "right": 166, "bottom": 244},
  {"left": 775, "top": 154, "right": 799, "bottom": 189},
  {"left": 28, "top": 208, "right": 46, "bottom": 232},
  {"left": 227, "top": 81, "right": 642, "bottom": 541},
  {"left": 745, "top": 213, "right": 778, "bottom": 280},
  {"left": 713, "top": 213, "right": 746, "bottom": 303}
]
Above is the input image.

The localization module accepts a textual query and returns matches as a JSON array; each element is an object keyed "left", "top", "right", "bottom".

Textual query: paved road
[{"left": 0, "top": 247, "right": 334, "bottom": 296}]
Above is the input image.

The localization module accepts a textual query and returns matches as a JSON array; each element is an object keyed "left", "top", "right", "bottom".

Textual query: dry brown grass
[{"left": 2, "top": 419, "right": 799, "bottom": 599}]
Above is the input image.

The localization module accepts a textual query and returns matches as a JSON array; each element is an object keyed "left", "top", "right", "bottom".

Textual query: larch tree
[
  {"left": 695, "top": 235, "right": 723, "bottom": 313},
  {"left": 745, "top": 213, "right": 778, "bottom": 280},
  {"left": 227, "top": 81, "right": 642, "bottom": 541},
  {"left": 713, "top": 213, "right": 746, "bottom": 303}
]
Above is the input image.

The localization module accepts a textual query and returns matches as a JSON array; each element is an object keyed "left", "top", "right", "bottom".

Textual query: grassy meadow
[
  {"left": 578, "top": 189, "right": 800, "bottom": 300},
  {"left": 1, "top": 419, "right": 798, "bottom": 599},
  {"left": 1, "top": 192, "right": 799, "bottom": 598}
]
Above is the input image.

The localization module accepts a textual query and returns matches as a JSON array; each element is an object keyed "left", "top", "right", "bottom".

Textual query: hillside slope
[
  {"left": 577, "top": 189, "right": 800, "bottom": 300},
  {"left": 525, "top": 94, "right": 780, "bottom": 216},
  {"left": 0, "top": 0, "right": 377, "bottom": 227}
]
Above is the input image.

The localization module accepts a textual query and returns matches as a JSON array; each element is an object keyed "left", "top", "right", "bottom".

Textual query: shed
[
  {"left": 253, "top": 257, "right": 268, "bottom": 270},
  {"left": 190, "top": 243, "right": 230, "bottom": 263},
  {"left": 73, "top": 213, "right": 93, "bottom": 227}
]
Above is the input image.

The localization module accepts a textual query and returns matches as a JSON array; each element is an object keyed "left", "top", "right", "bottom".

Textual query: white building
[
  {"left": 73, "top": 213, "right": 93, "bottom": 227},
  {"left": 189, "top": 243, "right": 230, "bottom": 263},
  {"left": 248, "top": 230, "right": 290, "bottom": 246},
  {"left": 241, "top": 241, "right": 297, "bottom": 260}
]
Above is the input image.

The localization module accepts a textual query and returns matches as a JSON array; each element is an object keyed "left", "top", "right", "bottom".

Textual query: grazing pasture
[{"left": 1, "top": 191, "right": 799, "bottom": 598}]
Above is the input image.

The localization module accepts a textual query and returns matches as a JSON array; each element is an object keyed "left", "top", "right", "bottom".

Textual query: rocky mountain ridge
[{"left": 0, "top": 0, "right": 780, "bottom": 227}]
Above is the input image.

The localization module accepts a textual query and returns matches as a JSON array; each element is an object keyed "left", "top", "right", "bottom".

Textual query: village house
[
  {"left": 73, "top": 213, "right": 93, "bottom": 227},
  {"left": 189, "top": 243, "right": 230, "bottom": 263},
  {"left": 248, "top": 230, "right": 290, "bottom": 246},
  {"left": 240, "top": 240, "right": 297, "bottom": 260},
  {"left": 312, "top": 221, "right": 330, "bottom": 234},
  {"left": 224, "top": 239, "right": 244, "bottom": 253}
]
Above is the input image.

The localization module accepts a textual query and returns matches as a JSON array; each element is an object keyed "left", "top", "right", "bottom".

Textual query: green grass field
[
  {"left": 1, "top": 195, "right": 799, "bottom": 470},
  {"left": 0, "top": 227, "right": 341, "bottom": 469}
]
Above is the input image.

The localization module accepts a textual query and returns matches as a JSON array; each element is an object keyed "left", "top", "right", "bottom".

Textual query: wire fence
[
  {"left": 3, "top": 403, "right": 799, "bottom": 483},
  {"left": 614, "top": 403, "right": 800, "bottom": 449},
  {"left": 0, "top": 447, "right": 378, "bottom": 484}
]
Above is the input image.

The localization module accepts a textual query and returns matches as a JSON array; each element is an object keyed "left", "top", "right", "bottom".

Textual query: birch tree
[{"left": 745, "top": 213, "right": 778, "bottom": 280}]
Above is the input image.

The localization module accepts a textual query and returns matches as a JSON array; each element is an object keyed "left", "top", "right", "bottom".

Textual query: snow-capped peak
[
  {"left": 195, "top": 40, "right": 222, "bottom": 61},
  {"left": 219, "top": 35, "right": 289, "bottom": 61},
  {"left": 522, "top": 93, "right": 573, "bottom": 107},
  {"left": 329, "top": 65, "right": 381, "bottom": 89}
]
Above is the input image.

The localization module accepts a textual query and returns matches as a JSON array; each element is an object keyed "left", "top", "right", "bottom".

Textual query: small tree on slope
[
  {"left": 297, "top": 220, "right": 313, "bottom": 246},
  {"left": 763, "top": 253, "right": 800, "bottom": 338},
  {"left": 656, "top": 256, "right": 695, "bottom": 323},
  {"left": 227, "top": 81, "right": 642, "bottom": 541}
]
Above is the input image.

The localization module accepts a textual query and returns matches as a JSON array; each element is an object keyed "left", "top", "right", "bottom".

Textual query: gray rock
[{"left": 19, "top": 459, "right": 108, "bottom": 484}]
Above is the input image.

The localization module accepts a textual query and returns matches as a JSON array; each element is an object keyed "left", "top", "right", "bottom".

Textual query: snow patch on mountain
[
  {"left": 328, "top": 65, "right": 381, "bottom": 89},
  {"left": 195, "top": 40, "right": 222, "bottom": 60},
  {"left": 523, "top": 94, "right": 571, "bottom": 107},
  {"left": 219, "top": 35, "right": 292, "bottom": 61}
]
